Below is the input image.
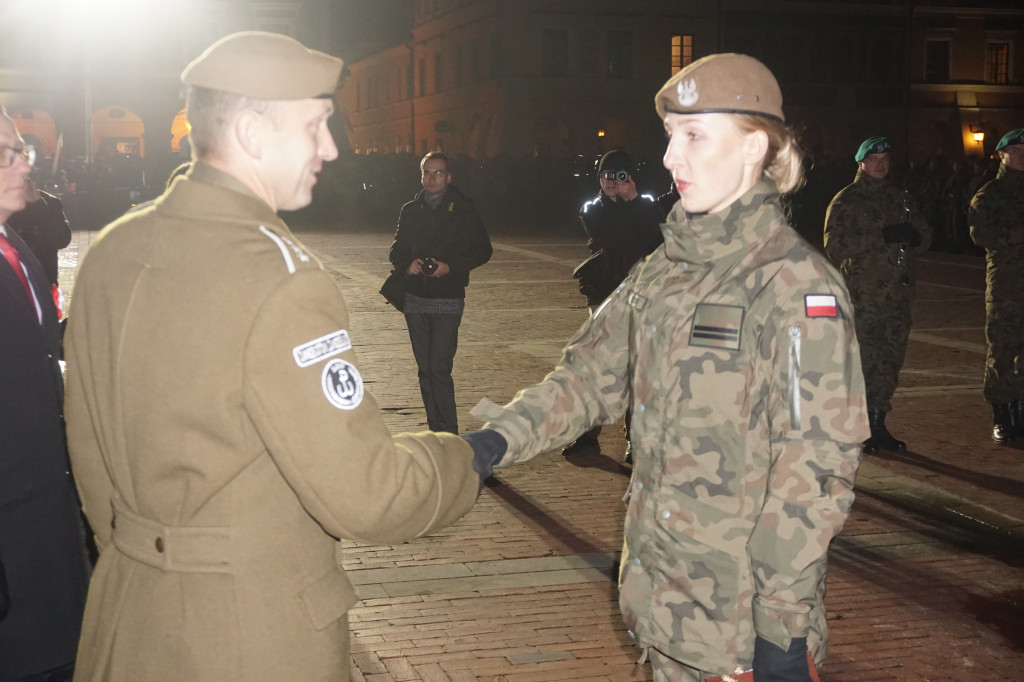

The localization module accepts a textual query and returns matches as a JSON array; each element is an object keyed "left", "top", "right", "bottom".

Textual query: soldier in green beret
[
  {"left": 461, "top": 53, "right": 868, "bottom": 681},
  {"left": 824, "top": 136, "right": 931, "bottom": 454},
  {"left": 64, "top": 32, "right": 479, "bottom": 682},
  {"left": 969, "top": 128, "right": 1024, "bottom": 443}
]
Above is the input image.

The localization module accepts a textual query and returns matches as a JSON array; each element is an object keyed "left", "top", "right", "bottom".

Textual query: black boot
[
  {"left": 864, "top": 407, "right": 906, "bottom": 454},
  {"left": 992, "top": 403, "right": 1014, "bottom": 444},
  {"left": 563, "top": 426, "right": 601, "bottom": 457}
]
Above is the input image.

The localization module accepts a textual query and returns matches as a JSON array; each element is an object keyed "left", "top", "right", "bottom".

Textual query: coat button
[
  {"left": 155, "top": 537, "right": 165, "bottom": 553},
  {"left": 660, "top": 510, "right": 671, "bottom": 520},
  {"left": 635, "top": 481, "right": 644, "bottom": 491}
]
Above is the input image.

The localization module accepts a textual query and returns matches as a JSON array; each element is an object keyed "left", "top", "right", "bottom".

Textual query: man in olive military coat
[{"left": 64, "top": 33, "right": 479, "bottom": 682}]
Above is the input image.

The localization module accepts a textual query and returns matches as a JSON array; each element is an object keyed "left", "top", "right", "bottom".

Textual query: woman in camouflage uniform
[{"left": 462, "top": 54, "right": 868, "bottom": 682}]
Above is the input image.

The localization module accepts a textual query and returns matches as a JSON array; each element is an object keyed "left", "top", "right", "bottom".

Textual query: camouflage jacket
[
  {"left": 969, "top": 164, "right": 1024, "bottom": 303},
  {"left": 473, "top": 181, "right": 868, "bottom": 673},
  {"left": 823, "top": 169, "right": 931, "bottom": 296}
]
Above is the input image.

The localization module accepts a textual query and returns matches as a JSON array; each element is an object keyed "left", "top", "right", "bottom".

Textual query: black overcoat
[{"left": 0, "top": 227, "right": 88, "bottom": 681}]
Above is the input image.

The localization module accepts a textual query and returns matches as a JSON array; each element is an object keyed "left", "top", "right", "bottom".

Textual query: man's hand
[
  {"left": 752, "top": 636, "right": 813, "bottom": 682},
  {"left": 406, "top": 258, "right": 423, "bottom": 275},
  {"left": 615, "top": 177, "right": 639, "bottom": 202},
  {"left": 429, "top": 261, "right": 450, "bottom": 278}
]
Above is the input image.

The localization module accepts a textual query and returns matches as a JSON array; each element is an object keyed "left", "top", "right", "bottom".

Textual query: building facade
[{"left": 340, "top": 0, "right": 1024, "bottom": 164}]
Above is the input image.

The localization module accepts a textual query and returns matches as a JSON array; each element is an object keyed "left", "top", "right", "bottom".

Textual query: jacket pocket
[{"left": 298, "top": 567, "right": 359, "bottom": 631}]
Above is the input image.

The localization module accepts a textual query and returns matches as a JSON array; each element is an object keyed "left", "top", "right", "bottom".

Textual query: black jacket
[
  {"left": 389, "top": 185, "right": 492, "bottom": 300},
  {"left": 0, "top": 227, "right": 89, "bottom": 681},
  {"left": 576, "top": 191, "right": 665, "bottom": 306}
]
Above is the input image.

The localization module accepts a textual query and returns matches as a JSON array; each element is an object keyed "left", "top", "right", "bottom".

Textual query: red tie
[{"left": 0, "top": 232, "right": 34, "bottom": 303}]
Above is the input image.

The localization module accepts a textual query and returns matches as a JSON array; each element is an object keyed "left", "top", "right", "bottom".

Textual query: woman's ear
[{"left": 744, "top": 129, "right": 770, "bottom": 167}]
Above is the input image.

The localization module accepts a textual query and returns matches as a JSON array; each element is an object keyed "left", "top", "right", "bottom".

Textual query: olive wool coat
[{"left": 65, "top": 164, "right": 479, "bottom": 682}]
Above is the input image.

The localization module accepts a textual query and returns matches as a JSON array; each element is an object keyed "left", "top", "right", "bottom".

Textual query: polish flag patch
[{"left": 805, "top": 294, "right": 838, "bottom": 318}]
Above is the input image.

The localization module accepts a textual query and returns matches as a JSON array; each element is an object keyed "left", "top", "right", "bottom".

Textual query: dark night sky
[{"left": 333, "top": 0, "right": 414, "bottom": 55}]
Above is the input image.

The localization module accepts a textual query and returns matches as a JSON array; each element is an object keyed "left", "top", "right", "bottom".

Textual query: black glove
[
  {"left": 460, "top": 429, "right": 508, "bottom": 485},
  {"left": 882, "top": 223, "right": 921, "bottom": 247},
  {"left": 752, "top": 636, "right": 812, "bottom": 682}
]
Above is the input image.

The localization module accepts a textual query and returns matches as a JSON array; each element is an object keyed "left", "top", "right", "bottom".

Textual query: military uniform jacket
[
  {"left": 969, "top": 164, "right": 1024, "bottom": 304},
  {"left": 64, "top": 164, "right": 479, "bottom": 682},
  {"left": 473, "top": 182, "right": 868, "bottom": 673},
  {"left": 823, "top": 169, "right": 931, "bottom": 298}
]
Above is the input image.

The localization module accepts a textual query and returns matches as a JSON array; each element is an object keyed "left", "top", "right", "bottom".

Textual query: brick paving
[{"left": 61, "top": 227, "right": 1024, "bottom": 681}]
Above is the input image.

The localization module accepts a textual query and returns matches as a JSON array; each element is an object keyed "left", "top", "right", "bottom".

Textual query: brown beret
[
  {"left": 655, "top": 53, "right": 784, "bottom": 123},
  {"left": 181, "top": 31, "right": 343, "bottom": 100}
]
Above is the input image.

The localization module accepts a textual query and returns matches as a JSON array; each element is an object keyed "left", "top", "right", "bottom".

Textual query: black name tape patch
[
  {"left": 293, "top": 329, "right": 353, "bottom": 368},
  {"left": 690, "top": 304, "right": 744, "bottom": 351}
]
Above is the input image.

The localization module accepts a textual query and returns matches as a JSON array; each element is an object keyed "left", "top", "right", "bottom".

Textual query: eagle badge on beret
[{"left": 677, "top": 78, "right": 698, "bottom": 107}]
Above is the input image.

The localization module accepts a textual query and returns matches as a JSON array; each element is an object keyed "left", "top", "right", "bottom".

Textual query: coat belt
[{"left": 110, "top": 497, "right": 233, "bottom": 573}]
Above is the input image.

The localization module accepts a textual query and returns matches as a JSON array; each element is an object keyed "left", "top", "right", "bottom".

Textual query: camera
[
  {"left": 422, "top": 257, "right": 438, "bottom": 275},
  {"left": 600, "top": 169, "right": 630, "bottom": 183}
]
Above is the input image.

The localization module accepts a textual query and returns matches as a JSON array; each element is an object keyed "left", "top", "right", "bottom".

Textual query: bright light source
[
  {"left": 973, "top": 131, "right": 984, "bottom": 143},
  {"left": 597, "top": 129, "right": 606, "bottom": 138}
]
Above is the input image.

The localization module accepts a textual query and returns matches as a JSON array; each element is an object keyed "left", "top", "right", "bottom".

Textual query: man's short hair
[
  {"left": 420, "top": 151, "right": 449, "bottom": 172},
  {"left": 185, "top": 86, "right": 275, "bottom": 160}
]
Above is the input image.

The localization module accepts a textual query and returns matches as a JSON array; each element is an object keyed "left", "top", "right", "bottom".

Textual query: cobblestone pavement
[{"left": 61, "top": 226, "right": 1024, "bottom": 682}]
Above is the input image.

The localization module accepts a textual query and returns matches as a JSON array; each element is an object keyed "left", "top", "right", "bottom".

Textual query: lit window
[
  {"left": 671, "top": 34, "right": 693, "bottom": 75},
  {"left": 986, "top": 42, "right": 1010, "bottom": 84}
]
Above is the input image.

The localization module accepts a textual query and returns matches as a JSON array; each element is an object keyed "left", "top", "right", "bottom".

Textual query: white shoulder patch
[
  {"left": 293, "top": 329, "right": 352, "bottom": 367},
  {"left": 321, "top": 358, "right": 364, "bottom": 410},
  {"left": 259, "top": 225, "right": 319, "bottom": 274}
]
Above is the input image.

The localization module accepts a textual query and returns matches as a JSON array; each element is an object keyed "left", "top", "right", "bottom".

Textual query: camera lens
[{"left": 615, "top": 170, "right": 629, "bottom": 182}]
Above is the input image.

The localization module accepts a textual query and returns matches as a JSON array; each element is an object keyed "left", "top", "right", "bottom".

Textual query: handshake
[{"left": 460, "top": 430, "right": 507, "bottom": 486}]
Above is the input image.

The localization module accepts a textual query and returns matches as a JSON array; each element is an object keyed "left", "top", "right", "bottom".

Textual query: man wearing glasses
[
  {"left": 564, "top": 149, "right": 664, "bottom": 461},
  {"left": 0, "top": 107, "right": 89, "bottom": 682},
  {"left": 389, "top": 151, "right": 493, "bottom": 434}
]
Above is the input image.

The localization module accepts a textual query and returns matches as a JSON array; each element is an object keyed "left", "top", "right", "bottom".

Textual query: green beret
[
  {"left": 655, "top": 53, "right": 784, "bottom": 123},
  {"left": 181, "top": 31, "right": 343, "bottom": 100},
  {"left": 855, "top": 136, "right": 891, "bottom": 162},
  {"left": 995, "top": 128, "right": 1024, "bottom": 152}
]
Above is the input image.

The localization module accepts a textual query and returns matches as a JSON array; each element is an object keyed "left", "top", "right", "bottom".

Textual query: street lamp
[{"left": 971, "top": 127, "right": 985, "bottom": 143}]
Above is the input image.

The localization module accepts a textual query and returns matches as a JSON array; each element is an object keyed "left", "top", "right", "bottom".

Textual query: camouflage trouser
[
  {"left": 849, "top": 287, "right": 912, "bottom": 412},
  {"left": 984, "top": 301, "right": 1024, "bottom": 403},
  {"left": 649, "top": 648, "right": 712, "bottom": 682}
]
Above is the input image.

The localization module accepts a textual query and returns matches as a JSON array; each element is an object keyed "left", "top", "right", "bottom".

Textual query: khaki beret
[
  {"left": 181, "top": 31, "right": 343, "bottom": 100},
  {"left": 655, "top": 53, "right": 784, "bottom": 123}
]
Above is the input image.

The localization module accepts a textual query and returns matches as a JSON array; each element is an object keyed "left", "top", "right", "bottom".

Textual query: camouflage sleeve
[
  {"left": 471, "top": 290, "right": 632, "bottom": 465},
  {"left": 822, "top": 191, "right": 864, "bottom": 265},
  {"left": 747, "top": 279, "right": 868, "bottom": 651},
  {"left": 909, "top": 194, "right": 932, "bottom": 254},
  {"left": 969, "top": 184, "right": 1002, "bottom": 250}
]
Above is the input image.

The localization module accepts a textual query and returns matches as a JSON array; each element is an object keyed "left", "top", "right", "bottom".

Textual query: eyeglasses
[
  {"left": 421, "top": 169, "right": 447, "bottom": 178},
  {"left": 0, "top": 145, "right": 36, "bottom": 169},
  {"left": 600, "top": 169, "right": 629, "bottom": 182}
]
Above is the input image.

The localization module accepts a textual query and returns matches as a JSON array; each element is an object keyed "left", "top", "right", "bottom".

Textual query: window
[
  {"left": 407, "top": 64, "right": 414, "bottom": 99},
  {"left": 986, "top": 42, "right": 1010, "bottom": 84},
  {"left": 671, "top": 34, "right": 692, "bottom": 75},
  {"left": 455, "top": 46, "right": 464, "bottom": 86},
  {"left": 608, "top": 31, "right": 632, "bottom": 78},
  {"left": 356, "top": 82, "right": 361, "bottom": 111},
  {"left": 925, "top": 39, "right": 950, "bottom": 83},
  {"left": 418, "top": 58, "right": 426, "bottom": 96},
  {"left": 542, "top": 29, "right": 569, "bottom": 77},
  {"left": 491, "top": 33, "right": 500, "bottom": 77},
  {"left": 435, "top": 52, "right": 444, "bottom": 91},
  {"left": 472, "top": 42, "right": 480, "bottom": 81}
]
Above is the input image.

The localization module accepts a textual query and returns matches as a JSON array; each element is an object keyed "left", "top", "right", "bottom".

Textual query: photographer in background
[
  {"left": 564, "top": 149, "right": 664, "bottom": 462},
  {"left": 389, "top": 151, "right": 492, "bottom": 434}
]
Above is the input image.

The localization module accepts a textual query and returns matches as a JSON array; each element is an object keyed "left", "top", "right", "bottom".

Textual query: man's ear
[{"left": 234, "top": 109, "right": 266, "bottom": 160}]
